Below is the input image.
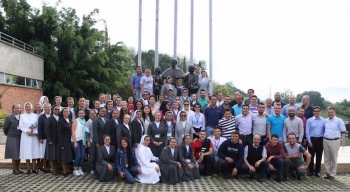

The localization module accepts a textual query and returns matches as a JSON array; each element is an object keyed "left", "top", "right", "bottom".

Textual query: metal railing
[{"left": 0, "top": 32, "right": 41, "bottom": 56}]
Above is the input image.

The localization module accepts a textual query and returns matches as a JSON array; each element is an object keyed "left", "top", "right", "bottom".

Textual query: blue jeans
[
  {"left": 121, "top": 166, "right": 139, "bottom": 184},
  {"left": 206, "top": 127, "right": 214, "bottom": 137},
  {"left": 134, "top": 89, "right": 141, "bottom": 101},
  {"left": 71, "top": 140, "right": 85, "bottom": 168},
  {"left": 267, "top": 158, "right": 284, "bottom": 178}
]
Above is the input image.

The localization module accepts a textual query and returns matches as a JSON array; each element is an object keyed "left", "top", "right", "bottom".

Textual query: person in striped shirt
[{"left": 218, "top": 108, "right": 237, "bottom": 139}]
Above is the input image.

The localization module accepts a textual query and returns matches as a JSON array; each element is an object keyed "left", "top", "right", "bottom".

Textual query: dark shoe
[
  {"left": 62, "top": 172, "right": 69, "bottom": 177},
  {"left": 308, "top": 172, "right": 314, "bottom": 176},
  {"left": 249, "top": 175, "right": 254, "bottom": 179},
  {"left": 32, "top": 170, "right": 38, "bottom": 174},
  {"left": 283, "top": 176, "right": 289, "bottom": 182},
  {"left": 275, "top": 177, "right": 282, "bottom": 183},
  {"left": 324, "top": 175, "right": 335, "bottom": 180},
  {"left": 43, "top": 169, "right": 52, "bottom": 173},
  {"left": 257, "top": 177, "right": 263, "bottom": 182},
  {"left": 26, "top": 170, "right": 32, "bottom": 174},
  {"left": 13, "top": 170, "right": 21, "bottom": 174},
  {"left": 266, "top": 173, "right": 271, "bottom": 179},
  {"left": 297, "top": 175, "right": 301, "bottom": 181},
  {"left": 222, "top": 174, "right": 229, "bottom": 179},
  {"left": 315, "top": 172, "right": 321, "bottom": 177}
]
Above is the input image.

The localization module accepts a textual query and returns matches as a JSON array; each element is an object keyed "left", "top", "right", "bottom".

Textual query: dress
[
  {"left": 4, "top": 114, "right": 22, "bottom": 160},
  {"left": 44, "top": 115, "right": 59, "bottom": 160},
  {"left": 37, "top": 113, "right": 49, "bottom": 159},
  {"left": 19, "top": 112, "right": 40, "bottom": 159},
  {"left": 178, "top": 142, "right": 200, "bottom": 181},
  {"left": 159, "top": 146, "right": 184, "bottom": 184},
  {"left": 136, "top": 135, "right": 161, "bottom": 184}
]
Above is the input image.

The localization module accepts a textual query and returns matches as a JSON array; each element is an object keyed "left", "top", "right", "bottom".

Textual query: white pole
[
  {"left": 155, "top": 0, "right": 159, "bottom": 67},
  {"left": 138, "top": 0, "right": 142, "bottom": 67},
  {"left": 190, "top": 0, "right": 194, "bottom": 65},
  {"left": 174, "top": 0, "right": 178, "bottom": 59},
  {"left": 209, "top": 0, "right": 213, "bottom": 79}
]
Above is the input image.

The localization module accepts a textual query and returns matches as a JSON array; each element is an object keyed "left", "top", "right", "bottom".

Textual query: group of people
[{"left": 2, "top": 61, "right": 347, "bottom": 185}]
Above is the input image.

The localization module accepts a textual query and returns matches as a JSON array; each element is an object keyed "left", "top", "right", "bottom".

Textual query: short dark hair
[
  {"left": 200, "top": 89, "right": 206, "bottom": 93},
  {"left": 251, "top": 95, "right": 257, "bottom": 99},
  {"left": 327, "top": 106, "right": 335, "bottom": 111},
  {"left": 232, "top": 131, "right": 239, "bottom": 136},
  {"left": 214, "top": 126, "right": 221, "bottom": 131},
  {"left": 258, "top": 102, "right": 265, "bottom": 106},
  {"left": 271, "top": 134, "right": 279, "bottom": 139},
  {"left": 248, "top": 89, "right": 254, "bottom": 93},
  {"left": 313, "top": 106, "right": 321, "bottom": 110},
  {"left": 242, "top": 104, "right": 249, "bottom": 108},
  {"left": 224, "top": 108, "right": 232, "bottom": 113},
  {"left": 287, "top": 133, "right": 296, "bottom": 138}
]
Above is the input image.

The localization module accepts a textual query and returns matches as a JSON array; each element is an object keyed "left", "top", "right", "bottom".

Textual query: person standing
[
  {"left": 252, "top": 103, "right": 268, "bottom": 145},
  {"left": 104, "top": 109, "right": 120, "bottom": 148},
  {"left": 281, "top": 96, "right": 299, "bottom": 117},
  {"left": 3, "top": 104, "right": 22, "bottom": 174},
  {"left": 91, "top": 107, "right": 107, "bottom": 172},
  {"left": 45, "top": 105, "right": 60, "bottom": 175},
  {"left": 301, "top": 95, "right": 314, "bottom": 119},
  {"left": 147, "top": 112, "right": 167, "bottom": 157},
  {"left": 305, "top": 106, "right": 325, "bottom": 177},
  {"left": 130, "top": 66, "right": 144, "bottom": 101},
  {"left": 232, "top": 95, "right": 244, "bottom": 117},
  {"left": 160, "top": 77, "right": 177, "bottom": 98},
  {"left": 37, "top": 103, "right": 51, "bottom": 173},
  {"left": 218, "top": 108, "right": 236, "bottom": 140},
  {"left": 283, "top": 106, "right": 304, "bottom": 143},
  {"left": 267, "top": 104, "right": 285, "bottom": 142},
  {"left": 323, "top": 107, "right": 346, "bottom": 180},
  {"left": 264, "top": 98, "right": 275, "bottom": 116},
  {"left": 116, "top": 115, "right": 133, "bottom": 149},
  {"left": 175, "top": 111, "right": 192, "bottom": 145},
  {"left": 131, "top": 110, "right": 145, "bottom": 150},
  {"left": 140, "top": 69, "right": 154, "bottom": 96},
  {"left": 71, "top": 109, "right": 87, "bottom": 176},
  {"left": 197, "top": 71, "right": 212, "bottom": 98},
  {"left": 272, "top": 92, "right": 286, "bottom": 107},
  {"left": 204, "top": 95, "right": 224, "bottom": 137},
  {"left": 85, "top": 110, "right": 96, "bottom": 174},
  {"left": 235, "top": 105, "right": 253, "bottom": 147}
]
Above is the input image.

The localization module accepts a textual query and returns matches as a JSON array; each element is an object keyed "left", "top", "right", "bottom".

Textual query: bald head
[
  {"left": 302, "top": 95, "right": 310, "bottom": 106},
  {"left": 253, "top": 134, "right": 261, "bottom": 145},
  {"left": 289, "top": 96, "right": 296, "bottom": 104}
]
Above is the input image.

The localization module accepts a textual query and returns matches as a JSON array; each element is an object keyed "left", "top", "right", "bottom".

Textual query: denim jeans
[
  {"left": 206, "top": 126, "right": 214, "bottom": 137},
  {"left": 121, "top": 166, "right": 139, "bottom": 184},
  {"left": 71, "top": 140, "right": 85, "bottom": 168},
  {"left": 267, "top": 158, "right": 284, "bottom": 178},
  {"left": 134, "top": 89, "right": 141, "bottom": 101}
]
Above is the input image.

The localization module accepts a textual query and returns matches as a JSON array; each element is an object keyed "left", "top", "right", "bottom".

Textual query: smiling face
[
  {"left": 143, "top": 136, "right": 150, "bottom": 146},
  {"left": 25, "top": 103, "right": 32, "bottom": 113},
  {"left": 104, "top": 136, "right": 111, "bottom": 146},
  {"left": 78, "top": 110, "right": 85, "bottom": 118},
  {"left": 13, "top": 105, "right": 21, "bottom": 115},
  {"left": 121, "top": 139, "right": 128, "bottom": 148},
  {"left": 169, "top": 138, "right": 177, "bottom": 148}
]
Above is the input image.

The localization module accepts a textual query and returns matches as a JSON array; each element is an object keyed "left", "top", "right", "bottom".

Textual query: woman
[
  {"left": 159, "top": 138, "right": 184, "bottom": 184},
  {"left": 131, "top": 100, "right": 144, "bottom": 121},
  {"left": 175, "top": 111, "right": 193, "bottom": 145},
  {"left": 147, "top": 112, "right": 167, "bottom": 157},
  {"left": 171, "top": 101, "right": 180, "bottom": 121},
  {"left": 149, "top": 95, "right": 159, "bottom": 116},
  {"left": 142, "top": 105, "right": 154, "bottom": 134},
  {"left": 120, "top": 101, "right": 131, "bottom": 120},
  {"left": 178, "top": 134, "right": 200, "bottom": 181},
  {"left": 96, "top": 135, "right": 116, "bottom": 182},
  {"left": 196, "top": 70, "right": 212, "bottom": 98},
  {"left": 86, "top": 109, "right": 96, "bottom": 174},
  {"left": 156, "top": 94, "right": 165, "bottom": 108},
  {"left": 34, "top": 103, "right": 42, "bottom": 115},
  {"left": 191, "top": 103, "right": 205, "bottom": 139},
  {"left": 57, "top": 108, "right": 73, "bottom": 176},
  {"left": 91, "top": 107, "right": 107, "bottom": 172},
  {"left": 136, "top": 135, "right": 160, "bottom": 184},
  {"left": 45, "top": 104, "right": 60, "bottom": 175},
  {"left": 105, "top": 100, "right": 114, "bottom": 119},
  {"left": 159, "top": 100, "right": 171, "bottom": 121},
  {"left": 3, "top": 104, "right": 22, "bottom": 174},
  {"left": 116, "top": 137, "right": 142, "bottom": 184},
  {"left": 127, "top": 96, "right": 135, "bottom": 113},
  {"left": 104, "top": 109, "right": 120, "bottom": 148},
  {"left": 37, "top": 103, "right": 51, "bottom": 173},
  {"left": 39, "top": 96, "right": 49, "bottom": 106},
  {"left": 71, "top": 109, "right": 86, "bottom": 176},
  {"left": 117, "top": 114, "right": 133, "bottom": 149},
  {"left": 160, "top": 76, "right": 177, "bottom": 97},
  {"left": 19, "top": 102, "right": 40, "bottom": 174},
  {"left": 131, "top": 110, "right": 144, "bottom": 149}
]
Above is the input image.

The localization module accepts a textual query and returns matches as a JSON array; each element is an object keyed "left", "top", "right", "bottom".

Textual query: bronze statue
[
  {"left": 160, "top": 59, "right": 185, "bottom": 86},
  {"left": 183, "top": 65, "right": 198, "bottom": 95},
  {"left": 153, "top": 67, "right": 163, "bottom": 100}
]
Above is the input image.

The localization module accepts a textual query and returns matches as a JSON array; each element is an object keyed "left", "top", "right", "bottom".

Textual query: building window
[
  {"left": 14, "top": 76, "right": 26, "bottom": 86},
  {"left": 0, "top": 73, "right": 42, "bottom": 89}
]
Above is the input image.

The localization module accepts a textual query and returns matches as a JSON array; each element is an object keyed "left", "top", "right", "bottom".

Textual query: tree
[
  {"left": 212, "top": 81, "right": 247, "bottom": 99},
  {"left": 296, "top": 91, "right": 325, "bottom": 109},
  {"left": 280, "top": 89, "right": 294, "bottom": 104}
]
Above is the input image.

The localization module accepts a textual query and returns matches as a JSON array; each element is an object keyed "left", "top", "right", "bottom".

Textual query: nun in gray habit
[
  {"left": 158, "top": 137, "right": 184, "bottom": 184},
  {"left": 178, "top": 134, "right": 200, "bottom": 181}
]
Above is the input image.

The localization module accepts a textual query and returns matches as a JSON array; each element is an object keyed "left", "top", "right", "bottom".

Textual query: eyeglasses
[
  {"left": 184, "top": 104, "right": 189, "bottom": 106},
  {"left": 182, "top": 92, "right": 187, "bottom": 93},
  {"left": 181, "top": 115, "right": 187, "bottom": 117},
  {"left": 54, "top": 109, "right": 60, "bottom": 110},
  {"left": 143, "top": 94, "right": 149, "bottom": 96},
  {"left": 313, "top": 110, "right": 320, "bottom": 112},
  {"left": 194, "top": 106, "right": 200, "bottom": 108}
]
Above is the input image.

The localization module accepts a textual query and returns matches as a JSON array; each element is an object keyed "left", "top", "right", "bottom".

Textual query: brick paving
[{"left": 0, "top": 169, "right": 350, "bottom": 192}]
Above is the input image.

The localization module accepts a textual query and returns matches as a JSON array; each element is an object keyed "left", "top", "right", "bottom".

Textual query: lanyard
[
  {"left": 214, "top": 139, "right": 220, "bottom": 151},
  {"left": 195, "top": 114, "right": 200, "bottom": 125}
]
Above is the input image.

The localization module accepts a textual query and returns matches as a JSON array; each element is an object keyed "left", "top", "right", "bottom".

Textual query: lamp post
[
  {"left": 138, "top": 0, "right": 142, "bottom": 67},
  {"left": 209, "top": 0, "right": 213, "bottom": 79},
  {"left": 190, "top": 0, "right": 194, "bottom": 65},
  {"left": 155, "top": 0, "right": 159, "bottom": 68}
]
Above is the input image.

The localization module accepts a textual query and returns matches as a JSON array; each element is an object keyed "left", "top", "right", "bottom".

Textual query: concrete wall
[
  {"left": 0, "top": 41, "right": 44, "bottom": 81},
  {"left": 0, "top": 84, "right": 43, "bottom": 114}
]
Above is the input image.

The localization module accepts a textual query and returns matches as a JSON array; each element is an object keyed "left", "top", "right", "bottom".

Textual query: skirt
[
  {"left": 5, "top": 137, "right": 21, "bottom": 160},
  {"left": 38, "top": 139, "right": 46, "bottom": 159},
  {"left": 57, "top": 141, "right": 73, "bottom": 164},
  {"left": 44, "top": 142, "right": 59, "bottom": 161}
]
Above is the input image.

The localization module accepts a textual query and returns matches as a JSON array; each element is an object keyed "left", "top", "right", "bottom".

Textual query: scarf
[{"left": 78, "top": 117, "right": 86, "bottom": 146}]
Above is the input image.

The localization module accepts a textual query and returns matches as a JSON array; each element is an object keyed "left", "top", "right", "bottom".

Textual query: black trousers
[
  {"left": 198, "top": 155, "right": 214, "bottom": 176},
  {"left": 239, "top": 134, "right": 252, "bottom": 147},
  {"left": 308, "top": 137, "right": 323, "bottom": 173},
  {"left": 219, "top": 158, "right": 237, "bottom": 175},
  {"left": 240, "top": 161, "right": 269, "bottom": 177}
]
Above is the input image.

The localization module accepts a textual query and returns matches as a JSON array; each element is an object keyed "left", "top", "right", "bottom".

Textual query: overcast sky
[{"left": 27, "top": 0, "right": 350, "bottom": 102}]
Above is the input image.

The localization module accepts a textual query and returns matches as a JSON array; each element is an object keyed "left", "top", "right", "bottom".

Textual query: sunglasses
[
  {"left": 181, "top": 115, "right": 187, "bottom": 117},
  {"left": 184, "top": 104, "right": 189, "bottom": 106},
  {"left": 54, "top": 109, "right": 60, "bottom": 111}
]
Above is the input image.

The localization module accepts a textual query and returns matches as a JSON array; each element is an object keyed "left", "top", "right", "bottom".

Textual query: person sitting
[
  {"left": 218, "top": 131, "right": 244, "bottom": 179},
  {"left": 159, "top": 138, "right": 184, "bottom": 184},
  {"left": 284, "top": 133, "right": 311, "bottom": 181},
  {"left": 240, "top": 135, "right": 269, "bottom": 182},
  {"left": 116, "top": 137, "right": 142, "bottom": 184},
  {"left": 178, "top": 134, "right": 200, "bottom": 181},
  {"left": 192, "top": 130, "right": 214, "bottom": 176},
  {"left": 265, "top": 134, "right": 285, "bottom": 182},
  {"left": 95, "top": 135, "right": 117, "bottom": 182},
  {"left": 136, "top": 135, "right": 161, "bottom": 184},
  {"left": 208, "top": 127, "right": 227, "bottom": 172}
]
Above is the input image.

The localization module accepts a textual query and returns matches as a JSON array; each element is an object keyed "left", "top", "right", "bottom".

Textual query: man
[
  {"left": 218, "top": 131, "right": 244, "bottom": 179},
  {"left": 74, "top": 97, "right": 90, "bottom": 121},
  {"left": 216, "top": 92, "right": 224, "bottom": 107},
  {"left": 140, "top": 91, "right": 150, "bottom": 106},
  {"left": 180, "top": 88, "right": 191, "bottom": 107},
  {"left": 208, "top": 127, "right": 227, "bottom": 172},
  {"left": 197, "top": 89, "right": 208, "bottom": 110},
  {"left": 267, "top": 104, "right": 285, "bottom": 142},
  {"left": 249, "top": 95, "right": 259, "bottom": 114},
  {"left": 218, "top": 109, "right": 236, "bottom": 139},
  {"left": 140, "top": 68, "right": 153, "bottom": 96},
  {"left": 166, "top": 89, "right": 176, "bottom": 107},
  {"left": 283, "top": 107, "right": 304, "bottom": 143},
  {"left": 130, "top": 66, "right": 145, "bottom": 101},
  {"left": 54, "top": 96, "right": 63, "bottom": 111},
  {"left": 161, "top": 59, "right": 185, "bottom": 86},
  {"left": 204, "top": 95, "right": 224, "bottom": 137},
  {"left": 281, "top": 96, "right": 299, "bottom": 117},
  {"left": 105, "top": 94, "right": 112, "bottom": 101},
  {"left": 241, "top": 135, "right": 268, "bottom": 182},
  {"left": 220, "top": 95, "right": 233, "bottom": 112},
  {"left": 229, "top": 91, "right": 240, "bottom": 107},
  {"left": 190, "top": 93, "right": 198, "bottom": 110},
  {"left": 114, "top": 97, "right": 122, "bottom": 111},
  {"left": 232, "top": 95, "right": 244, "bottom": 117},
  {"left": 284, "top": 133, "right": 311, "bottom": 181},
  {"left": 272, "top": 92, "right": 286, "bottom": 107},
  {"left": 177, "top": 101, "right": 195, "bottom": 122},
  {"left": 265, "top": 134, "right": 285, "bottom": 182},
  {"left": 85, "top": 99, "right": 90, "bottom": 109},
  {"left": 67, "top": 97, "right": 75, "bottom": 120},
  {"left": 252, "top": 103, "right": 268, "bottom": 145},
  {"left": 93, "top": 100, "right": 100, "bottom": 114},
  {"left": 192, "top": 131, "right": 214, "bottom": 176},
  {"left": 244, "top": 89, "right": 260, "bottom": 105},
  {"left": 323, "top": 107, "right": 346, "bottom": 180},
  {"left": 264, "top": 98, "right": 274, "bottom": 116},
  {"left": 305, "top": 106, "right": 325, "bottom": 177},
  {"left": 235, "top": 105, "right": 253, "bottom": 147},
  {"left": 297, "top": 107, "right": 308, "bottom": 150},
  {"left": 98, "top": 93, "right": 106, "bottom": 108},
  {"left": 164, "top": 111, "right": 176, "bottom": 142},
  {"left": 301, "top": 95, "right": 314, "bottom": 119}
]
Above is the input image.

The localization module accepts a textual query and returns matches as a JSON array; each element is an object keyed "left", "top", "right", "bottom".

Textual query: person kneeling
[
  {"left": 240, "top": 135, "right": 268, "bottom": 182},
  {"left": 95, "top": 135, "right": 116, "bottom": 182},
  {"left": 116, "top": 137, "right": 142, "bottom": 184},
  {"left": 159, "top": 138, "right": 184, "bottom": 184},
  {"left": 192, "top": 130, "right": 214, "bottom": 176}
]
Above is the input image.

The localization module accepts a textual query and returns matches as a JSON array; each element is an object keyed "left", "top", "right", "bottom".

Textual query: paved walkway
[{"left": 0, "top": 168, "right": 349, "bottom": 192}]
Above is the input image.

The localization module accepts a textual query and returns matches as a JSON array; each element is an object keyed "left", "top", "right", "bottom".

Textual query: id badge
[
  {"left": 186, "top": 159, "right": 191, "bottom": 163},
  {"left": 126, "top": 164, "right": 128, "bottom": 168},
  {"left": 167, "top": 133, "right": 172, "bottom": 137},
  {"left": 155, "top": 134, "right": 160, "bottom": 138},
  {"left": 195, "top": 126, "right": 200, "bottom": 129}
]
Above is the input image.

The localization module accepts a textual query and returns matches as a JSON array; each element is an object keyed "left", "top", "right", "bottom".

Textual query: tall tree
[{"left": 296, "top": 91, "right": 325, "bottom": 109}]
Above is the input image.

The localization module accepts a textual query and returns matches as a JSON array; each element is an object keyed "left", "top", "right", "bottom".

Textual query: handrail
[{"left": 0, "top": 32, "right": 41, "bottom": 56}]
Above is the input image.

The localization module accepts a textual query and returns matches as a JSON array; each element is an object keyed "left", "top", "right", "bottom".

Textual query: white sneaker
[
  {"left": 73, "top": 170, "right": 80, "bottom": 176},
  {"left": 90, "top": 170, "right": 95, "bottom": 175},
  {"left": 78, "top": 169, "right": 84, "bottom": 175}
]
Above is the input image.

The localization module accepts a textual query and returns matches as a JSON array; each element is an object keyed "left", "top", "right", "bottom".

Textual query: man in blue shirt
[
  {"left": 267, "top": 104, "right": 285, "bottom": 142},
  {"left": 204, "top": 95, "right": 224, "bottom": 137},
  {"left": 130, "top": 66, "right": 144, "bottom": 101},
  {"left": 232, "top": 95, "right": 244, "bottom": 116},
  {"left": 323, "top": 107, "right": 346, "bottom": 180},
  {"left": 305, "top": 106, "right": 325, "bottom": 177}
]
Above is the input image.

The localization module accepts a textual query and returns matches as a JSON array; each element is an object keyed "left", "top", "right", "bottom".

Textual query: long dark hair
[
  {"left": 159, "top": 100, "right": 170, "bottom": 116},
  {"left": 142, "top": 105, "right": 155, "bottom": 122},
  {"left": 120, "top": 137, "right": 134, "bottom": 166},
  {"left": 135, "top": 100, "right": 144, "bottom": 111}
]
